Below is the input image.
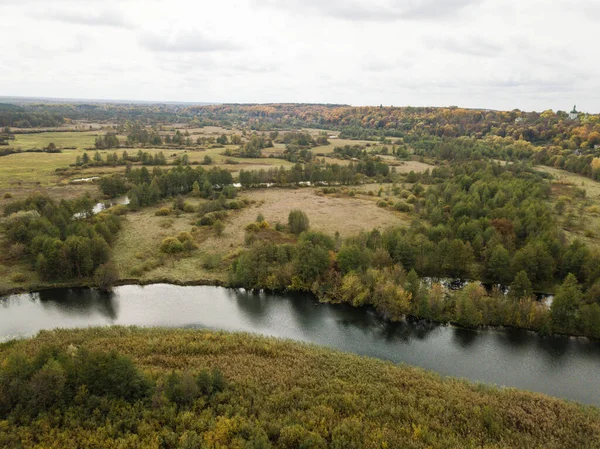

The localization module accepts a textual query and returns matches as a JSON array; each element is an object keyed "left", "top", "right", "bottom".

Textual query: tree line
[
  {"left": 231, "top": 213, "right": 600, "bottom": 338},
  {"left": 2, "top": 194, "right": 121, "bottom": 282}
]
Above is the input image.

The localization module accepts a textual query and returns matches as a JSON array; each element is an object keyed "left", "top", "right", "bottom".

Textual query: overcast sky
[{"left": 1, "top": 0, "right": 598, "bottom": 111}]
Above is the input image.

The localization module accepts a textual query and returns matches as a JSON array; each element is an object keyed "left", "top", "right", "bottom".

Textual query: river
[{"left": 0, "top": 284, "right": 598, "bottom": 406}]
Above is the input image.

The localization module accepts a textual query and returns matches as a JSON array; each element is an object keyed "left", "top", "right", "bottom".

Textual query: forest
[
  {"left": 2, "top": 194, "right": 121, "bottom": 284},
  {"left": 1, "top": 327, "right": 598, "bottom": 449}
]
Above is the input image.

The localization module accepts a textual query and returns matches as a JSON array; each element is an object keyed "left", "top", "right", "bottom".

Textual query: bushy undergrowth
[{"left": 0, "top": 327, "right": 598, "bottom": 449}]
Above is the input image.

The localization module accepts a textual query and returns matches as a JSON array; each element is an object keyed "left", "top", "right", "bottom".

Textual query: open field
[
  {"left": 391, "top": 159, "right": 434, "bottom": 173},
  {"left": 9, "top": 131, "right": 99, "bottom": 149},
  {"left": 111, "top": 201, "right": 228, "bottom": 284},
  {"left": 311, "top": 138, "right": 377, "bottom": 154},
  {"left": 110, "top": 186, "right": 410, "bottom": 284},
  {"left": 235, "top": 187, "right": 410, "bottom": 237},
  {"left": 0, "top": 149, "right": 174, "bottom": 189}
]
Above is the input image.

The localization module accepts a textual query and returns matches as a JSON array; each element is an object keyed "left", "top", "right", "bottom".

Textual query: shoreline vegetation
[
  {"left": 0, "top": 279, "right": 596, "bottom": 342},
  {"left": 0, "top": 327, "right": 599, "bottom": 448}
]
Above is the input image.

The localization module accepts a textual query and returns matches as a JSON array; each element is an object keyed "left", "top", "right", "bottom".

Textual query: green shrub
[
  {"left": 377, "top": 200, "right": 387, "bottom": 208},
  {"left": 95, "top": 262, "right": 119, "bottom": 291},
  {"left": 10, "top": 273, "right": 27, "bottom": 283},
  {"left": 155, "top": 207, "right": 171, "bottom": 216},
  {"left": 111, "top": 204, "right": 128, "bottom": 215},
  {"left": 199, "top": 215, "right": 215, "bottom": 226},
  {"left": 395, "top": 201, "right": 413, "bottom": 212},
  {"left": 245, "top": 222, "right": 260, "bottom": 232},
  {"left": 202, "top": 254, "right": 222, "bottom": 270},
  {"left": 160, "top": 237, "right": 184, "bottom": 253},
  {"left": 3, "top": 192, "right": 12, "bottom": 199},
  {"left": 214, "top": 220, "right": 225, "bottom": 236},
  {"left": 177, "top": 232, "right": 194, "bottom": 243},
  {"left": 288, "top": 209, "right": 309, "bottom": 235}
]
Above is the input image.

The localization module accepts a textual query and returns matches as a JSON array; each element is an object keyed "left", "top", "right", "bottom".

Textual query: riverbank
[
  {"left": 3, "top": 283, "right": 600, "bottom": 406},
  {"left": 0, "top": 277, "right": 595, "bottom": 341},
  {"left": 1, "top": 326, "right": 599, "bottom": 448}
]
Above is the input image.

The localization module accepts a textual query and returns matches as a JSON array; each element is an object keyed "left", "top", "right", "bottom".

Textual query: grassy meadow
[
  {"left": 537, "top": 165, "right": 600, "bottom": 250},
  {"left": 111, "top": 185, "right": 411, "bottom": 284},
  {"left": 9, "top": 130, "right": 99, "bottom": 150}
]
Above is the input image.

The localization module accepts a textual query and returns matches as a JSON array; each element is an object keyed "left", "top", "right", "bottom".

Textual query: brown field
[
  {"left": 110, "top": 186, "right": 411, "bottom": 285},
  {"left": 391, "top": 159, "right": 434, "bottom": 173},
  {"left": 228, "top": 187, "right": 410, "bottom": 238}
]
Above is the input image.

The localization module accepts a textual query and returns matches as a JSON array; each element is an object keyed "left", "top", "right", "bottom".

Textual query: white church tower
[{"left": 568, "top": 105, "right": 578, "bottom": 120}]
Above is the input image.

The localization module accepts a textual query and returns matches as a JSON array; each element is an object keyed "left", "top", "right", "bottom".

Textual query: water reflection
[
  {"left": 37, "top": 288, "right": 119, "bottom": 320},
  {"left": 287, "top": 292, "right": 326, "bottom": 334},
  {"left": 231, "top": 289, "right": 271, "bottom": 325},
  {"left": 1, "top": 284, "right": 600, "bottom": 406},
  {"left": 452, "top": 327, "right": 479, "bottom": 348}
]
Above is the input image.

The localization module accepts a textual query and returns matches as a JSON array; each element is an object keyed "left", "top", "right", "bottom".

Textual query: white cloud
[
  {"left": 252, "top": 0, "right": 482, "bottom": 21},
  {"left": 0, "top": 0, "right": 597, "bottom": 111},
  {"left": 37, "top": 10, "right": 132, "bottom": 28},
  {"left": 139, "top": 30, "right": 243, "bottom": 53}
]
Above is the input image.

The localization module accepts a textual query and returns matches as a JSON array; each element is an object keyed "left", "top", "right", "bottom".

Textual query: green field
[
  {"left": 9, "top": 131, "right": 99, "bottom": 150},
  {"left": 0, "top": 148, "right": 175, "bottom": 189},
  {"left": 1, "top": 327, "right": 598, "bottom": 449}
]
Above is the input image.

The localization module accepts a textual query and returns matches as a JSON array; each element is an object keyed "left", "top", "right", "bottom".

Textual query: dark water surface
[{"left": 1, "top": 284, "right": 599, "bottom": 406}]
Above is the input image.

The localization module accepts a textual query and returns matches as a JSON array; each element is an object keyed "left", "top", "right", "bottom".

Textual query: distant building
[
  {"left": 569, "top": 105, "right": 578, "bottom": 120},
  {"left": 515, "top": 117, "right": 524, "bottom": 124}
]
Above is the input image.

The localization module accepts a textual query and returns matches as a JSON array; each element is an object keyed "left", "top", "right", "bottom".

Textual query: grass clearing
[
  {"left": 537, "top": 166, "right": 600, "bottom": 250},
  {"left": 229, "top": 187, "right": 410, "bottom": 238},
  {"left": 312, "top": 138, "right": 376, "bottom": 154},
  {"left": 110, "top": 186, "right": 410, "bottom": 285},
  {"left": 111, "top": 204, "right": 227, "bottom": 284},
  {"left": 392, "top": 159, "right": 434, "bottom": 173},
  {"left": 9, "top": 131, "right": 99, "bottom": 150}
]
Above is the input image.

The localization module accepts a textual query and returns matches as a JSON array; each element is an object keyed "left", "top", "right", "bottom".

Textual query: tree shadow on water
[
  {"left": 378, "top": 319, "right": 439, "bottom": 343},
  {"left": 337, "top": 313, "right": 439, "bottom": 344},
  {"left": 37, "top": 288, "right": 119, "bottom": 320},
  {"left": 225, "top": 288, "right": 275, "bottom": 328},
  {"left": 452, "top": 327, "right": 479, "bottom": 348}
]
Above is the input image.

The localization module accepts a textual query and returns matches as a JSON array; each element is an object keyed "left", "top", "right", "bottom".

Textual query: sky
[{"left": 0, "top": 0, "right": 598, "bottom": 112}]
